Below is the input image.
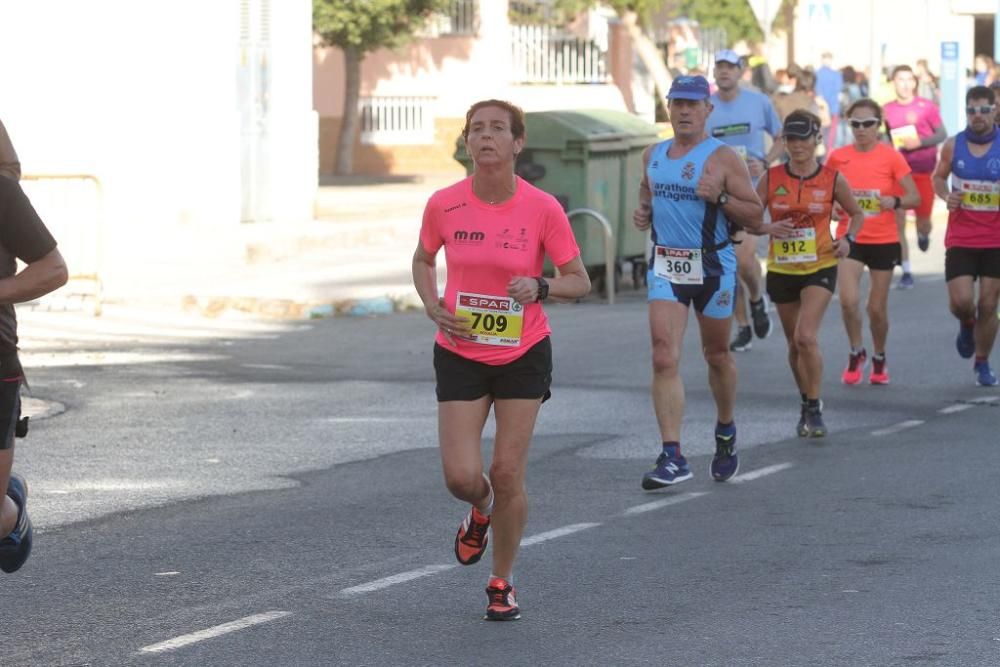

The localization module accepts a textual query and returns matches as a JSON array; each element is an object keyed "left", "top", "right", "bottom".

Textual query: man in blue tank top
[
  {"left": 633, "top": 75, "right": 766, "bottom": 489},
  {"left": 708, "top": 49, "right": 784, "bottom": 353}
]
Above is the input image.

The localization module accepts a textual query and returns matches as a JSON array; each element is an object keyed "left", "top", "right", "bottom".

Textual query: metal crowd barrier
[{"left": 566, "top": 207, "right": 615, "bottom": 305}]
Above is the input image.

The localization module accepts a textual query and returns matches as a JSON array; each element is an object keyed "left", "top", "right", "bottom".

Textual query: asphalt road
[{"left": 5, "top": 271, "right": 999, "bottom": 666}]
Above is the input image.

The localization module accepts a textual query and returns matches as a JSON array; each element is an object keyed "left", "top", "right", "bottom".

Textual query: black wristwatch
[
  {"left": 534, "top": 276, "right": 549, "bottom": 302},
  {"left": 892, "top": 196, "right": 902, "bottom": 210},
  {"left": 843, "top": 233, "right": 856, "bottom": 245},
  {"left": 716, "top": 192, "right": 729, "bottom": 207}
]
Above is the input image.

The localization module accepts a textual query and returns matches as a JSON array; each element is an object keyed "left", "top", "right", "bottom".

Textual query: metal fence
[
  {"left": 359, "top": 96, "right": 436, "bottom": 145},
  {"left": 511, "top": 24, "right": 609, "bottom": 84},
  {"left": 425, "top": 0, "right": 478, "bottom": 36}
]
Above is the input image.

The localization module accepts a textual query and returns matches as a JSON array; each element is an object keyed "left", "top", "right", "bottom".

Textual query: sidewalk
[
  {"left": 35, "top": 174, "right": 458, "bottom": 320},
  {"left": 30, "top": 176, "right": 954, "bottom": 321}
]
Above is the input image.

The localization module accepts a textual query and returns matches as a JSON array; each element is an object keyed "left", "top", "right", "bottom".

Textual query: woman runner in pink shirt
[{"left": 411, "top": 99, "right": 590, "bottom": 621}]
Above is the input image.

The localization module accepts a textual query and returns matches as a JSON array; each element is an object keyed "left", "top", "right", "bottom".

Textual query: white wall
[{"left": 0, "top": 0, "right": 316, "bottom": 294}]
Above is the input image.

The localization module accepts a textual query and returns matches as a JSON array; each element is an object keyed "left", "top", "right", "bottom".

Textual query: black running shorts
[
  {"left": 766, "top": 266, "right": 838, "bottom": 304},
  {"left": 945, "top": 247, "right": 1000, "bottom": 281},
  {"left": 847, "top": 242, "right": 901, "bottom": 271},
  {"left": 434, "top": 337, "right": 552, "bottom": 402},
  {"left": 0, "top": 379, "right": 21, "bottom": 451}
]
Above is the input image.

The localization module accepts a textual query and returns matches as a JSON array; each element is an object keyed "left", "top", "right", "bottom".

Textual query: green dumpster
[{"left": 454, "top": 109, "right": 660, "bottom": 291}]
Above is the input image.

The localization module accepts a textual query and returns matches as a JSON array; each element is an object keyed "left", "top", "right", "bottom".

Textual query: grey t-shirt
[{"left": 0, "top": 177, "right": 57, "bottom": 353}]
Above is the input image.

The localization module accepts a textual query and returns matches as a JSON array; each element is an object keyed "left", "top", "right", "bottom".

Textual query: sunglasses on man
[
  {"left": 849, "top": 118, "right": 880, "bottom": 129},
  {"left": 966, "top": 105, "right": 996, "bottom": 115}
]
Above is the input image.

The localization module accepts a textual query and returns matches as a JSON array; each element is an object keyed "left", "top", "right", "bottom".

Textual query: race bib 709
[{"left": 454, "top": 292, "right": 523, "bottom": 347}]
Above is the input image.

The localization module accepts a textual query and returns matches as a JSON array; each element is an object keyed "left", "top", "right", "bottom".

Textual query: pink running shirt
[
  {"left": 420, "top": 176, "right": 580, "bottom": 365},
  {"left": 883, "top": 97, "right": 943, "bottom": 174}
]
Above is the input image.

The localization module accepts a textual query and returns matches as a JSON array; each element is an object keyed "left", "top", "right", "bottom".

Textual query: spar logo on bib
[{"left": 459, "top": 294, "right": 518, "bottom": 311}]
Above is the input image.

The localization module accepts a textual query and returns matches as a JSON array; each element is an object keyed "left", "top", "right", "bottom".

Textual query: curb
[{"left": 180, "top": 290, "right": 426, "bottom": 320}]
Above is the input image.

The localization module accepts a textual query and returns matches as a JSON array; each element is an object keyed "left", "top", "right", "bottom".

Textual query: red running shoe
[
  {"left": 841, "top": 349, "right": 867, "bottom": 385},
  {"left": 869, "top": 355, "right": 890, "bottom": 385},
  {"left": 485, "top": 576, "right": 520, "bottom": 621},
  {"left": 454, "top": 506, "right": 490, "bottom": 565}
]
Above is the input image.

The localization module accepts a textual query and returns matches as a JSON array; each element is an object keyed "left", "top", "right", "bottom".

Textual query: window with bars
[{"left": 359, "top": 96, "right": 436, "bottom": 145}]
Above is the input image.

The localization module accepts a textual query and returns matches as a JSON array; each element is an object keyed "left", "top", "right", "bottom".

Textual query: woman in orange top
[
  {"left": 754, "top": 110, "right": 864, "bottom": 437},
  {"left": 826, "top": 99, "right": 920, "bottom": 386}
]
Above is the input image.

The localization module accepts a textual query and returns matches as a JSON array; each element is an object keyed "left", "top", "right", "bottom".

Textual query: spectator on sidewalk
[
  {"left": 816, "top": 53, "right": 844, "bottom": 153},
  {"left": 915, "top": 59, "right": 940, "bottom": 105}
]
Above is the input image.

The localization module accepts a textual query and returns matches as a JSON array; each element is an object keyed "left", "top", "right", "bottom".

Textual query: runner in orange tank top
[{"left": 753, "top": 110, "right": 864, "bottom": 437}]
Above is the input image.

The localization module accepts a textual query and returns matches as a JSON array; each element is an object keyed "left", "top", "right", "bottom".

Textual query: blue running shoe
[
  {"left": 711, "top": 429, "right": 739, "bottom": 482},
  {"left": 641, "top": 452, "right": 692, "bottom": 490},
  {"left": 974, "top": 360, "right": 999, "bottom": 387},
  {"left": 0, "top": 473, "right": 32, "bottom": 574},
  {"left": 957, "top": 322, "right": 975, "bottom": 359},
  {"left": 897, "top": 272, "right": 914, "bottom": 290}
]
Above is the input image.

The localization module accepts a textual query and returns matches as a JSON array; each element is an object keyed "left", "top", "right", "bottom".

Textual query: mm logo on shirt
[
  {"left": 454, "top": 230, "right": 486, "bottom": 245},
  {"left": 459, "top": 295, "right": 513, "bottom": 310}
]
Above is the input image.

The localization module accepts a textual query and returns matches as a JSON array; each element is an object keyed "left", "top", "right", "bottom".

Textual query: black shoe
[
  {"left": 710, "top": 429, "right": 739, "bottom": 482},
  {"left": 803, "top": 406, "right": 827, "bottom": 438},
  {"left": 729, "top": 326, "right": 753, "bottom": 352},
  {"left": 796, "top": 402, "right": 809, "bottom": 437},
  {"left": 750, "top": 298, "right": 772, "bottom": 339},
  {"left": 0, "top": 474, "right": 32, "bottom": 574}
]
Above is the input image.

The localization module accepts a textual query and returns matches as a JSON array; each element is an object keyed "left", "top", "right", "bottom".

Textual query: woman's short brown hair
[
  {"left": 845, "top": 98, "right": 883, "bottom": 121},
  {"left": 462, "top": 99, "right": 526, "bottom": 141}
]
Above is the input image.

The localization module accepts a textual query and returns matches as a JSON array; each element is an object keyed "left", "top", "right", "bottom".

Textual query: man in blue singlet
[
  {"left": 707, "top": 49, "right": 785, "bottom": 353},
  {"left": 633, "top": 75, "right": 768, "bottom": 489}
]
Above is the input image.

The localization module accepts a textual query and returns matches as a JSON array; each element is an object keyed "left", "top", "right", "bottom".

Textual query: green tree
[
  {"left": 555, "top": 1, "right": 678, "bottom": 104},
  {"left": 679, "top": 0, "right": 762, "bottom": 44},
  {"left": 313, "top": 0, "right": 449, "bottom": 175}
]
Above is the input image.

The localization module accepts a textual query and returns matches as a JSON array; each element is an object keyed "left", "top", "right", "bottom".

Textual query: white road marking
[
  {"left": 969, "top": 396, "right": 999, "bottom": 404},
  {"left": 871, "top": 420, "right": 924, "bottom": 436},
  {"left": 137, "top": 611, "right": 292, "bottom": 654},
  {"left": 519, "top": 522, "right": 601, "bottom": 547},
  {"left": 730, "top": 462, "right": 794, "bottom": 483},
  {"left": 241, "top": 364, "right": 287, "bottom": 370},
  {"left": 337, "top": 466, "right": 791, "bottom": 601},
  {"left": 939, "top": 404, "right": 973, "bottom": 414},
  {"left": 623, "top": 492, "right": 707, "bottom": 516},
  {"left": 338, "top": 564, "right": 456, "bottom": 597},
  {"left": 154, "top": 572, "right": 180, "bottom": 577}
]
